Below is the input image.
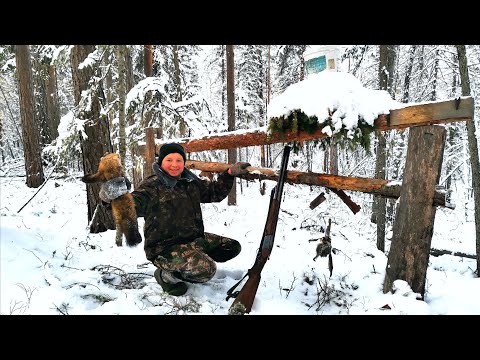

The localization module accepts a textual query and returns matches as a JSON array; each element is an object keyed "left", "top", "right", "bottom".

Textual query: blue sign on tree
[{"left": 305, "top": 55, "right": 326, "bottom": 75}]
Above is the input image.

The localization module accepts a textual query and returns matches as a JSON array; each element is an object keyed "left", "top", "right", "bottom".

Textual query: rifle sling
[{"left": 225, "top": 269, "right": 253, "bottom": 301}]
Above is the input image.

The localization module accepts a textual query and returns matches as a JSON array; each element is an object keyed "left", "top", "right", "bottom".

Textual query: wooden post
[
  {"left": 383, "top": 125, "right": 446, "bottom": 299},
  {"left": 144, "top": 127, "right": 156, "bottom": 178}
]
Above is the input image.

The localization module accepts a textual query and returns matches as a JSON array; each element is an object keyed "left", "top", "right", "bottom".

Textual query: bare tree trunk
[
  {"left": 445, "top": 53, "right": 459, "bottom": 202},
  {"left": 261, "top": 45, "right": 271, "bottom": 168},
  {"left": 125, "top": 46, "right": 134, "bottom": 91},
  {"left": 221, "top": 46, "right": 226, "bottom": 124},
  {"left": 256, "top": 46, "right": 265, "bottom": 173},
  {"left": 31, "top": 51, "right": 60, "bottom": 146},
  {"left": 31, "top": 49, "right": 49, "bottom": 147},
  {"left": 456, "top": 44, "right": 480, "bottom": 276},
  {"left": 430, "top": 48, "right": 439, "bottom": 101},
  {"left": 116, "top": 45, "right": 127, "bottom": 167},
  {"left": 374, "top": 45, "right": 396, "bottom": 252},
  {"left": 324, "top": 146, "right": 329, "bottom": 173},
  {"left": 144, "top": 45, "right": 152, "bottom": 77},
  {"left": 144, "top": 127, "right": 156, "bottom": 179},
  {"left": 15, "top": 45, "right": 45, "bottom": 188},
  {"left": 103, "top": 48, "right": 115, "bottom": 152},
  {"left": 71, "top": 45, "right": 115, "bottom": 233},
  {"left": 402, "top": 46, "right": 416, "bottom": 104},
  {"left": 226, "top": 45, "right": 237, "bottom": 205},
  {"left": 141, "top": 45, "right": 155, "bottom": 179},
  {"left": 45, "top": 63, "right": 60, "bottom": 141},
  {"left": 329, "top": 140, "right": 338, "bottom": 175},
  {"left": 142, "top": 44, "right": 154, "bottom": 129},
  {"left": 125, "top": 46, "right": 141, "bottom": 188},
  {"left": 172, "top": 45, "right": 186, "bottom": 137},
  {"left": 383, "top": 125, "right": 446, "bottom": 298}
]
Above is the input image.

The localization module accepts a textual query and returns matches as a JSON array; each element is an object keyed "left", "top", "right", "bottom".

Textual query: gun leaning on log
[{"left": 226, "top": 145, "right": 291, "bottom": 315}]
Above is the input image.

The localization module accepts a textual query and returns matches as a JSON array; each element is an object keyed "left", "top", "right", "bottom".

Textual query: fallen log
[
  {"left": 139, "top": 97, "right": 473, "bottom": 154},
  {"left": 185, "top": 160, "right": 452, "bottom": 209}
]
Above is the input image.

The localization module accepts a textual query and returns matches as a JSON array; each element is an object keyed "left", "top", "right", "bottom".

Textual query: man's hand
[{"left": 229, "top": 162, "right": 251, "bottom": 176}]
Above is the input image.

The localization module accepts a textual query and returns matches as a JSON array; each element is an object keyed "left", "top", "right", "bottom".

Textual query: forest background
[{"left": 0, "top": 45, "right": 479, "bottom": 315}]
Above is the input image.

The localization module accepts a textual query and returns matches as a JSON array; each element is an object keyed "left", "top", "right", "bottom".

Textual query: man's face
[{"left": 161, "top": 153, "right": 184, "bottom": 178}]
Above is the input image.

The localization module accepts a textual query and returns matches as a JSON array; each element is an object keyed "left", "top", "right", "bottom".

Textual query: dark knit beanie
[{"left": 157, "top": 143, "right": 186, "bottom": 165}]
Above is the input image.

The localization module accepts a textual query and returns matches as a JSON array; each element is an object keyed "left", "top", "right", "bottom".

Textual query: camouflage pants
[{"left": 153, "top": 232, "right": 241, "bottom": 284}]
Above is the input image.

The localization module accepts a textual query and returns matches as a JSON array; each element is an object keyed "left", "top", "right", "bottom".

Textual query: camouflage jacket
[{"left": 132, "top": 164, "right": 234, "bottom": 261}]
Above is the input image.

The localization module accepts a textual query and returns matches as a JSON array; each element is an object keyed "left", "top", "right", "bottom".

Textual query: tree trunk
[
  {"left": 456, "top": 44, "right": 480, "bottom": 276},
  {"left": 261, "top": 46, "right": 271, "bottom": 168},
  {"left": 140, "top": 46, "right": 156, "bottom": 179},
  {"left": 45, "top": 62, "right": 60, "bottom": 141},
  {"left": 104, "top": 48, "right": 115, "bottom": 151},
  {"left": 116, "top": 45, "right": 127, "bottom": 167},
  {"left": 125, "top": 46, "right": 135, "bottom": 91},
  {"left": 144, "top": 45, "right": 152, "bottom": 77},
  {"left": 374, "top": 45, "right": 396, "bottom": 251},
  {"left": 71, "top": 45, "right": 115, "bottom": 233},
  {"left": 144, "top": 127, "right": 156, "bottom": 178},
  {"left": 32, "top": 50, "right": 60, "bottom": 146},
  {"left": 329, "top": 140, "right": 338, "bottom": 175},
  {"left": 172, "top": 45, "right": 186, "bottom": 137},
  {"left": 226, "top": 45, "right": 237, "bottom": 206},
  {"left": 402, "top": 46, "right": 416, "bottom": 103},
  {"left": 142, "top": 45, "right": 154, "bottom": 130},
  {"left": 15, "top": 45, "right": 45, "bottom": 188},
  {"left": 31, "top": 49, "right": 49, "bottom": 147},
  {"left": 430, "top": 48, "right": 440, "bottom": 101},
  {"left": 445, "top": 54, "right": 459, "bottom": 203},
  {"left": 125, "top": 46, "right": 141, "bottom": 189},
  {"left": 383, "top": 125, "right": 446, "bottom": 299},
  {"left": 374, "top": 131, "right": 386, "bottom": 251}
]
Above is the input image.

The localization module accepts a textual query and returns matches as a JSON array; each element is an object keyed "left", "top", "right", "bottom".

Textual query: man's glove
[
  {"left": 99, "top": 177, "right": 130, "bottom": 203},
  {"left": 229, "top": 162, "right": 251, "bottom": 176}
]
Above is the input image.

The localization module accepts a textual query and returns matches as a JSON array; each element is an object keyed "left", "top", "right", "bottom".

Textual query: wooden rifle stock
[
  {"left": 228, "top": 268, "right": 261, "bottom": 315},
  {"left": 226, "top": 146, "right": 291, "bottom": 315}
]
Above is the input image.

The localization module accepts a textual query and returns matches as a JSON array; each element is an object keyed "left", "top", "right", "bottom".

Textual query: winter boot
[
  {"left": 154, "top": 268, "right": 188, "bottom": 296},
  {"left": 203, "top": 233, "right": 242, "bottom": 262}
]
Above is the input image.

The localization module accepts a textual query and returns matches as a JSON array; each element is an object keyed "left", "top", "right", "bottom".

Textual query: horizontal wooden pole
[
  {"left": 186, "top": 160, "right": 452, "bottom": 209},
  {"left": 138, "top": 97, "right": 473, "bottom": 154},
  {"left": 376, "top": 96, "right": 474, "bottom": 131}
]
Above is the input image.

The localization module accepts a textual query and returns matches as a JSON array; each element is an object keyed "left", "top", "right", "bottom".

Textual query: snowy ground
[{"left": 1, "top": 169, "right": 478, "bottom": 315}]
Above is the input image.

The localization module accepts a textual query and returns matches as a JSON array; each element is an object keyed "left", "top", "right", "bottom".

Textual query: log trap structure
[{"left": 138, "top": 96, "right": 474, "bottom": 300}]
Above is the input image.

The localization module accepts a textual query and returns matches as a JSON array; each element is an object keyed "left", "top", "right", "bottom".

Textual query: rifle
[{"left": 226, "top": 145, "right": 291, "bottom": 315}]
